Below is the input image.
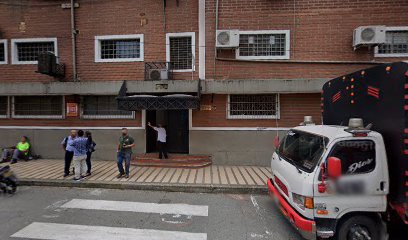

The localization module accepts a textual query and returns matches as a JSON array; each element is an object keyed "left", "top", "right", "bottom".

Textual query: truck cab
[{"left": 268, "top": 118, "right": 389, "bottom": 240}]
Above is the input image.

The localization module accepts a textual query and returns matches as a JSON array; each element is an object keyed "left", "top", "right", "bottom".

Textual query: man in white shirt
[{"left": 148, "top": 122, "right": 168, "bottom": 159}]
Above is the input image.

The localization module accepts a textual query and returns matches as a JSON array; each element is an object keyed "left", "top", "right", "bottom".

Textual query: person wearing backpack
[
  {"left": 61, "top": 130, "right": 77, "bottom": 177},
  {"left": 85, "top": 131, "right": 96, "bottom": 176}
]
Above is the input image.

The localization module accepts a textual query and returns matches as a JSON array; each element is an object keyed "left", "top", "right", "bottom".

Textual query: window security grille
[
  {"left": 228, "top": 94, "right": 279, "bottom": 119},
  {"left": 169, "top": 36, "right": 192, "bottom": 70},
  {"left": 16, "top": 42, "right": 55, "bottom": 62},
  {"left": 0, "top": 43, "right": 5, "bottom": 62},
  {"left": 378, "top": 31, "right": 408, "bottom": 55},
  {"left": 82, "top": 96, "right": 133, "bottom": 119},
  {"left": 100, "top": 39, "right": 141, "bottom": 59},
  {"left": 239, "top": 33, "right": 287, "bottom": 57},
  {"left": 0, "top": 96, "right": 7, "bottom": 117},
  {"left": 13, "top": 96, "right": 63, "bottom": 117}
]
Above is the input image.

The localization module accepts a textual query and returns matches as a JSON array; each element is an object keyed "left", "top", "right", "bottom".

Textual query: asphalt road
[{"left": 0, "top": 186, "right": 303, "bottom": 240}]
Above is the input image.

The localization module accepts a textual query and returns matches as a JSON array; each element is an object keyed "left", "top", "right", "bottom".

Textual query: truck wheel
[{"left": 337, "top": 215, "right": 380, "bottom": 240}]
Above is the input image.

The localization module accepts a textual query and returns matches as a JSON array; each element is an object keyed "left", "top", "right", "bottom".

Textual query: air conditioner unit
[
  {"left": 353, "top": 26, "right": 386, "bottom": 48},
  {"left": 37, "top": 52, "right": 65, "bottom": 78},
  {"left": 148, "top": 69, "right": 169, "bottom": 81},
  {"left": 216, "top": 29, "right": 239, "bottom": 48}
]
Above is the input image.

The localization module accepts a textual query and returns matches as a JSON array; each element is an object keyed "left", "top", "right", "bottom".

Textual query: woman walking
[{"left": 85, "top": 131, "right": 96, "bottom": 176}]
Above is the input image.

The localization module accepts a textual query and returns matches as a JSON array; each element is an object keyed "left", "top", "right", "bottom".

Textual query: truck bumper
[{"left": 267, "top": 178, "right": 316, "bottom": 240}]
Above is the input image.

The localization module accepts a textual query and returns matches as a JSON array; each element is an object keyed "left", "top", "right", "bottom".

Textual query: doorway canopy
[{"left": 116, "top": 81, "right": 201, "bottom": 110}]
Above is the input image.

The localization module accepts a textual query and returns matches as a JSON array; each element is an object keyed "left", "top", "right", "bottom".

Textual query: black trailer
[{"left": 322, "top": 62, "right": 408, "bottom": 222}]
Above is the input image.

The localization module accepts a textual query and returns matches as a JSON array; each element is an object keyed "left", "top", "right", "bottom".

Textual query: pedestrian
[
  {"left": 85, "top": 131, "right": 96, "bottom": 176},
  {"left": 61, "top": 130, "right": 77, "bottom": 177},
  {"left": 116, "top": 128, "right": 135, "bottom": 179},
  {"left": 147, "top": 122, "right": 168, "bottom": 159},
  {"left": 69, "top": 130, "right": 88, "bottom": 181},
  {"left": 1, "top": 136, "right": 31, "bottom": 164}
]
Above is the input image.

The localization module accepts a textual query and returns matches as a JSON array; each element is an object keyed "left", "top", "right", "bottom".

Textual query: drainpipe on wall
[
  {"left": 198, "top": 0, "right": 206, "bottom": 81},
  {"left": 71, "top": 0, "right": 78, "bottom": 81},
  {"left": 214, "top": 0, "right": 219, "bottom": 80}
]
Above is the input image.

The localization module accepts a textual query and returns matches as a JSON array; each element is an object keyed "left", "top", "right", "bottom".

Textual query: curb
[{"left": 18, "top": 179, "right": 268, "bottom": 194}]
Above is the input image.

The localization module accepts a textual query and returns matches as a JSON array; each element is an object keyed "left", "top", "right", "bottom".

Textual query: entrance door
[{"left": 146, "top": 110, "right": 189, "bottom": 154}]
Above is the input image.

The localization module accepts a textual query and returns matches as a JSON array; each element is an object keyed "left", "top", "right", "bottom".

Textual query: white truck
[{"left": 268, "top": 62, "right": 407, "bottom": 240}]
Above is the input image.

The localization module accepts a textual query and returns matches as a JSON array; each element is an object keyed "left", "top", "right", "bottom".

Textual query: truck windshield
[{"left": 277, "top": 130, "right": 329, "bottom": 173}]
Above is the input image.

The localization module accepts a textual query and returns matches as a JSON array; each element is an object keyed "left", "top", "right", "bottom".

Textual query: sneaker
[
  {"left": 116, "top": 174, "right": 124, "bottom": 179},
  {"left": 73, "top": 177, "right": 81, "bottom": 181},
  {"left": 80, "top": 175, "right": 86, "bottom": 179},
  {"left": 86, "top": 172, "right": 91, "bottom": 176},
  {"left": 63, "top": 173, "right": 69, "bottom": 177},
  {"left": 125, "top": 174, "right": 129, "bottom": 179}
]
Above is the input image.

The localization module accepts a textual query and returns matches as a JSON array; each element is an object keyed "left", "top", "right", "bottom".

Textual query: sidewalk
[{"left": 1, "top": 159, "right": 271, "bottom": 194}]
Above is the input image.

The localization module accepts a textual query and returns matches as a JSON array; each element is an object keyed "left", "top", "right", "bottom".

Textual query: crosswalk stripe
[
  {"left": 61, "top": 199, "right": 209, "bottom": 216},
  {"left": 11, "top": 222, "right": 207, "bottom": 240}
]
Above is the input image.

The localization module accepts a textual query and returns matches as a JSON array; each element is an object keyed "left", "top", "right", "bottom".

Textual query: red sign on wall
[{"left": 66, "top": 103, "right": 78, "bottom": 117}]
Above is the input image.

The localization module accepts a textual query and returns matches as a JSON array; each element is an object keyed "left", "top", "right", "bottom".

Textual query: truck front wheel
[{"left": 336, "top": 215, "right": 380, "bottom": 240}]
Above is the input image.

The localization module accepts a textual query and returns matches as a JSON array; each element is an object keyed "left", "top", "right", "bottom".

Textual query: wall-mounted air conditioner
[
  {"left": 148, "top": 68, "right": 169, "bottom": 81},
  {"left": 216, "top": 29, "right": 239, "bottom": 48},
  {"left": 353, "top": 26, "right": 386, "bottom": 49}
]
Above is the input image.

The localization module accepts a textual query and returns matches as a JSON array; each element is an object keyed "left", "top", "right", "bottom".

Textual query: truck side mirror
[
  {"left": 327, "top": 157, "right": 342, "bottom": 179},
  {"left": 274, "top": 135, "right": 280, "bottom": 148}
]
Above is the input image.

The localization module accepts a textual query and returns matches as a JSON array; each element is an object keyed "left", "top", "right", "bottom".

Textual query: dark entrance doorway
[{"left": 146, "top": 110, "right": 189, "bottom": 154}]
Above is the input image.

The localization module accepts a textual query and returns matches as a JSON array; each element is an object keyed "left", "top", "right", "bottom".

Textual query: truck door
[{"left": 313, "top": 138, "right": 387, "bottom": 220}]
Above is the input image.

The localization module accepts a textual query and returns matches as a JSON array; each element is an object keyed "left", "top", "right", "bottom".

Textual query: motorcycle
[{"left": 0, "top": 165, "right": 17, "bottom": 194}]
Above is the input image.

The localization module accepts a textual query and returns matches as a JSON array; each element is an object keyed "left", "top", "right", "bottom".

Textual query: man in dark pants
[
  {"left": 61, "top": 130, "right": 77, "bottom": 177},
  {"left": 147, "top": 122, "right": 168, "bottom": 159},
  {"left": 116, "top": 128, "right": 135, "bottom": 179}
]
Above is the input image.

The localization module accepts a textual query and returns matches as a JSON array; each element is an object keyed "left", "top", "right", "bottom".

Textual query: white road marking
[
  {"left": 60, "top": 199, "right": 209, "bottom": 217},
  {"left": 11, "top": 222, "right": 207, "bottom": 240}
]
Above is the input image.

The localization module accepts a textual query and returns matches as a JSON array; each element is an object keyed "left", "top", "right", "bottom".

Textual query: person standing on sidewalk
[
  {"left": 147, "top": 122, "right": 168, "bottom": 159},
  {"left": 61, "top": 130, "right": 77, "bottom": 177},
  {"left": 116, "top": 128, "right": 135, "bottom": 179},
  {"left": 85, "top": 131, "right": 96, "bottom": 176},
  {"left": 69, "top": 130, "right": 88, "bottom": 181}
]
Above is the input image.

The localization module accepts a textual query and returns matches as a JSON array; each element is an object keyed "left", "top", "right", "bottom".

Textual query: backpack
[{"left": 62, "top": 137, "right": 69, "bottom": 149}]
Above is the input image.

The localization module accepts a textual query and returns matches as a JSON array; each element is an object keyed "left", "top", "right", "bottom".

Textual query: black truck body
[{"left": 322, "top": 62, "right": 408, "bottom": 222}]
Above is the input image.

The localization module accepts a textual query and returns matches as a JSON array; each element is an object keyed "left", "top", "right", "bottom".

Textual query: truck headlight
[{"left": 292, "top": 193, "right": 314, "bottom": 210}]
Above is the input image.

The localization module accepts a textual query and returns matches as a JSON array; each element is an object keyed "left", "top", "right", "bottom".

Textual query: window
[
  {"left": 0, "top": 96, "right": 8, "bottom": 118},
  {"left": 11, "top": 38, "right": 57, "bottom": 64},
  {"left": 166, "top": 32, "right": 195, "bottom": 72},
  {"left": 95, "top": 35, "right": 144, "bottom": 62},
  {"left": 227, "top": 94, "right": 279, "bottom": 119},
  {"left": 82, "top": 96, "right": 134, "bottom": 119},
  {"left": 12, "top": 96, "right": 64, "bottom": 119},
  {"left": 329, "top": 140, "right": 376, "bottom": 175},
  {"left": 236, "top": 30, "right": 290, "bottom": 60},
  {"left": 0, "top": 39, "right": 7, "bottom": 64},
  {"left": 375, "top": 27, "right": 408, "bottom": 57},
  {"left": 278, "top": 130, "right": 329, "bottom": 173}
]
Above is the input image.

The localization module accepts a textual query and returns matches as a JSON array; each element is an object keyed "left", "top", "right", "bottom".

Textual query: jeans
[
  {"left": 117, "top": 152, "right": 132, "bottom": 175},
  {"left": 64, "top": 150, "right": 74, "bottom": 175},
  {"left": 158, "top": 141, "right": 168, "bottom": 159},
  {"left": 86, "top": 152, "right": 92, "bottom": 174},
  {"left": 2, "top": 149, "right": 25, "bottom": 162},
  {"left": 73, "top": 155, "right": 87, "bottom": 179}
]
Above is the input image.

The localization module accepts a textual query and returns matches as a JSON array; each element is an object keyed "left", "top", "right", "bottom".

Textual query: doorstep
[{"left": 1, "top": 159, "right": 270, "bottom": 194}]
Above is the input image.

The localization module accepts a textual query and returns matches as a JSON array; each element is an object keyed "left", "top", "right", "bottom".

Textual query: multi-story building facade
[{"left": 0, "top": 0, "right": 407, "bottom": 165}]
